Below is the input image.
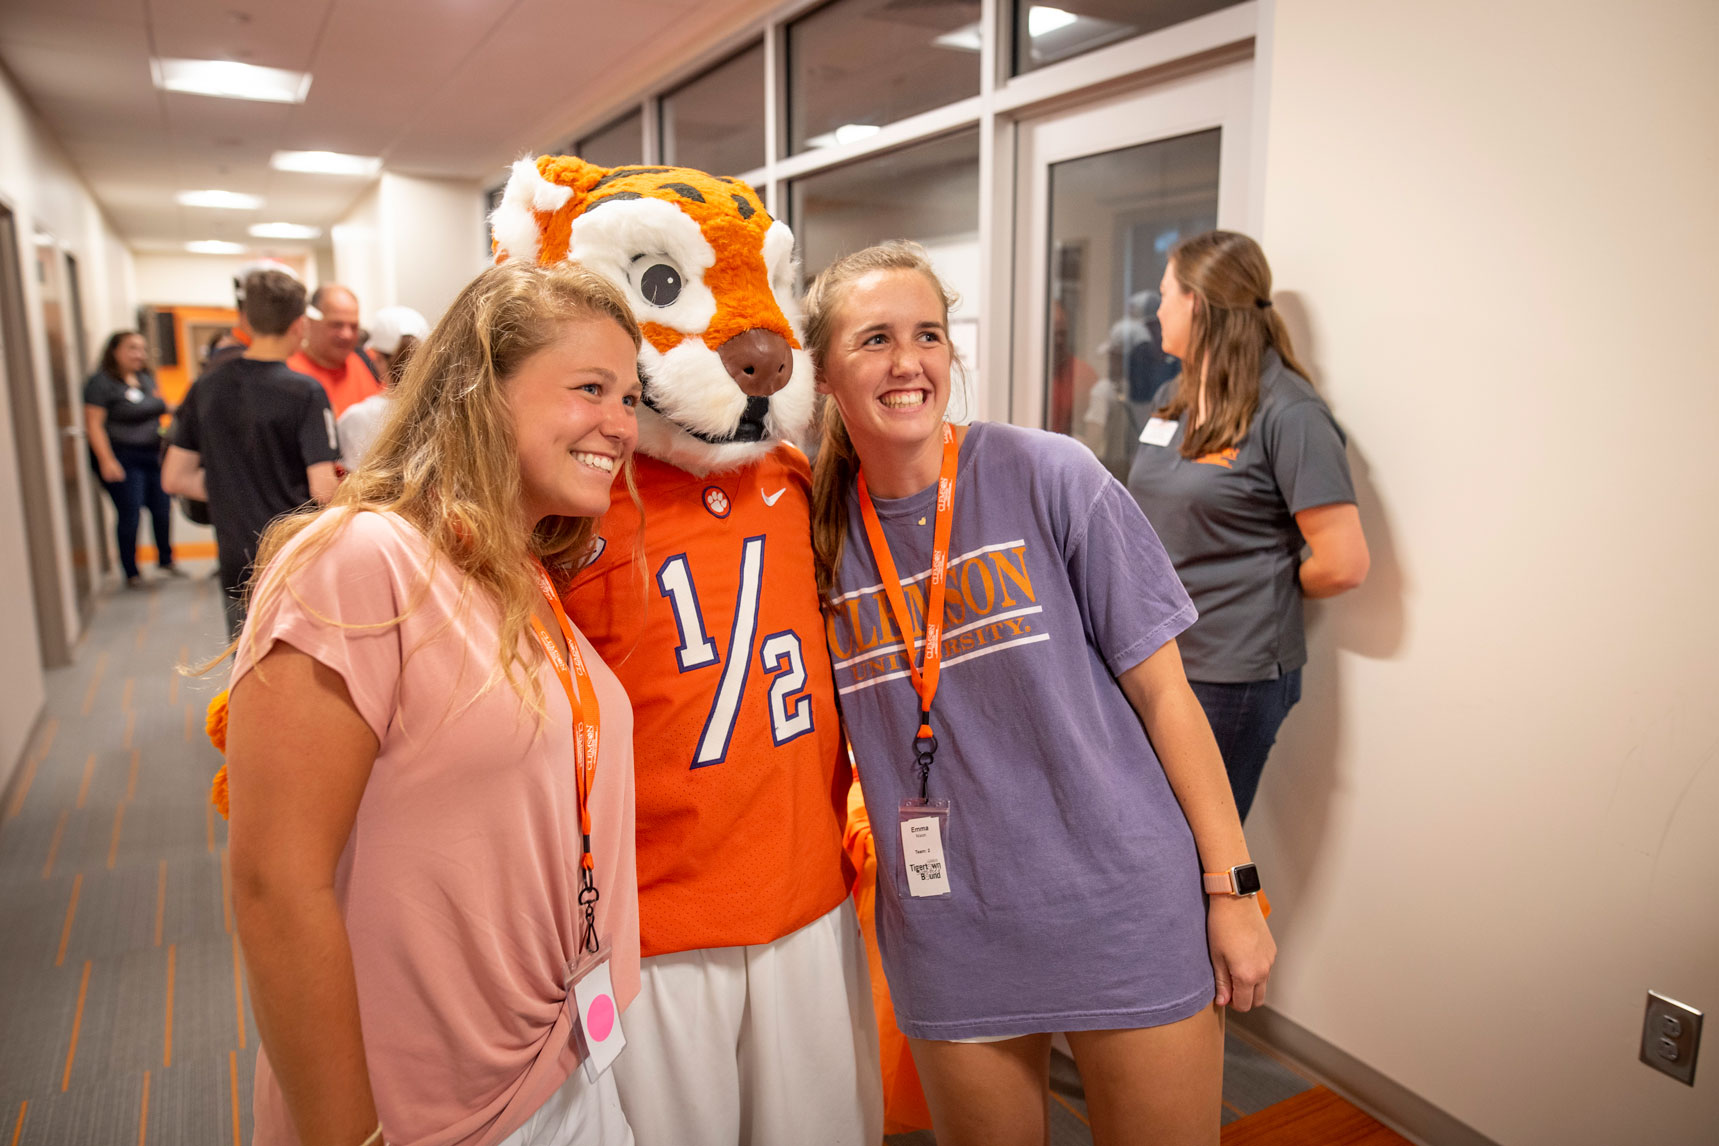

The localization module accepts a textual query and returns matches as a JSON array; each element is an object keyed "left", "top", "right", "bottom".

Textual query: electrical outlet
[{"left": 1640, "top": 990, "right": 1702, "bottom": 1086}]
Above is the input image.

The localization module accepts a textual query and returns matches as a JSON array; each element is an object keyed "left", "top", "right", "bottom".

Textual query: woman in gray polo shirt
[{"left": 1128, "top": 231, "right": 1370, "bottom": 821}]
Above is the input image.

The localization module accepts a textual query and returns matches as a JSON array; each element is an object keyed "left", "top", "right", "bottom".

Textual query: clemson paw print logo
[{"left": 703, "top": 486, "right": 732, "bottom": 518}]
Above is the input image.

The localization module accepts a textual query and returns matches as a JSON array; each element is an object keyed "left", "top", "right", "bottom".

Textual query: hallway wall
[
  {"left": 333, "top": 171, "right": 486, "bottom": 329},
  {"left": 1252, "top": 1, "right": 1719, "bottom": 1141},
  {"left": 0, "top": 62, "right": 136, "bottom": 788}
]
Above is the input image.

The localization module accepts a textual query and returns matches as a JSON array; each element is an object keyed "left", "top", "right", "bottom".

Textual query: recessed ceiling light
[
  {"left": 933, "top": 23, "right": 983, "bottom": 52},
  {"left": 249, "top": 222, "right": 322, "bottom": 240},
  {"left": 270, "top": 150, "right": 381, "bottom": 178},
  {"left": 177, "top": 190, "right": 263, "bottom": 210},
  {"left": 803, "top": 124, "right": 882, "bottom": 150},
  {"left": 1028, "top": 6, "right": 1080, "bottom": 37},
  {"left": 153, "top": 58, "right": 311, "bottom": 104},
  {"left": 187, "top": 240, "right": 248, "bottom": 255}
]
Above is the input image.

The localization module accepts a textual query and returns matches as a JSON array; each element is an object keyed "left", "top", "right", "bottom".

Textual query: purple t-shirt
[{"left": 827, "top": 422, "right": 1213, "bottom": 1039}]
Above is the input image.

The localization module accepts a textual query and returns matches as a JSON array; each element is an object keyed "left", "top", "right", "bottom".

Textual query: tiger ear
[
  {"left": 491, "top": 154, "right": 584, "bottom": 264},
  {"left": 537, "top": 154, "right": 610, "bottom": 200}
]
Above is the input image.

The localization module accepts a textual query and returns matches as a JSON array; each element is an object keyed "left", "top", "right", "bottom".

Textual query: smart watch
[{"left": 1202, "top": 863, "right": 1262, "bottom": 897}]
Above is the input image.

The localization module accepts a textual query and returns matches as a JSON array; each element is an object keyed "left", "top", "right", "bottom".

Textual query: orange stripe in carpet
[
  {"left": 121, "top": 677, "right": 136, "bottom": 713},
  {"left": 205, "top": 801, "right": 215, "bottom": 853},
  {"left": 229, "top": 1050, "right": 242, "bottom": 1146},
  {"left": 62, "top": 960, "right": 91, "bottom": 1090},
  {"left": 6, "top": 756, "right": 38, "bottom": 821},
  {"left": 1220, "top": 1085, "right": 1413, "bottom": 1145},
  {"left": 1051, "top": 1090, "right": 1089, "bottom": 1126},
  {"left": 76, "top": 753, "right": 96, "bottom": 808},
  {"left": 80, "top": 653, "right": 109, "bottom": 717},
  {"left": 138, "top": 540, "right": 217, "bottom": 563},
  {"left": 5, "top": 719, "right": 55, "bottom": 819},
  {"left": 123, "top": 710, "right": 136, "bottom": 750},
  {"left": 137, "top": 1069, "right": 151, "bottom": 1146},
  {"left": 42, "top": 809, "right": 69, "bottom": 879},
  {"left": 127, "top": 749, "right": 141, "bottom": 802},
  {"left": 164, "top": 944, "right": 176, "bottom": 1068},
  {"left": 56, "top": 874, "right": 83, "bottom": 966},
  {"left": 154, "top": 860, "right": 167, "bottom": 947},
  {"left": 9, "top": 1101, "right": 24, "bottom": 1146},
  {"left": 232, "top": 930, "right": 247, "bottom": 1048},
  {"left": 108, "top": 803, "right": 127, "bottom": 869}
]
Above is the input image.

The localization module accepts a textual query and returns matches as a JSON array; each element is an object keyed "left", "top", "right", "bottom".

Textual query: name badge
[
  {"left": 567, "top": 946, "right": 626, "bottom": 1081},
  {"left": 125, "top": 387, "right": 144, "bottom": 403},
  {"left": 899, "top": 798, "right": 952, "bottom": 898},
  {"left": 1140, "top": 417, "right": 1178, "bottom": 446}
]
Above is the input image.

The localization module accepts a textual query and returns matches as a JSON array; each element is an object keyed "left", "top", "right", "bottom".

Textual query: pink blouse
[{"left": 233, "top": 510, "right": 639, "bottom": 1146}]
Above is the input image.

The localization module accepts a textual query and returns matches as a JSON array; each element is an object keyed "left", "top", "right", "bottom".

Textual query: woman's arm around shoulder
[{"left": 1117, "top": 640, "right": 1276, "bottom": 1011}]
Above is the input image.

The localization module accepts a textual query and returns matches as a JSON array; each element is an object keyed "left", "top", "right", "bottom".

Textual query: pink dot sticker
[{"left": 585, "top": 992, "right": 616, "bottom": 1043}]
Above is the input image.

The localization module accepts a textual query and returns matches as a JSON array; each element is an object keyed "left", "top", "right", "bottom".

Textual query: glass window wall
[
  {"left": 1014, "top": 1, "right": 1237, "bottom": 75},
  {"left": 788, "top": 0, "right": 982, "bottom": 156},
  {"left": 1043, "top": 128, "right": 1220, "bottom": 478},
  {"left": 790, "top": 128, "right": 982, "bottom": 381},
  {"left": 661, "top": 42, "right": 766, "bottom": 176},
  {"left": 577, "top": 110, "right": 644, "bottom": 167}
]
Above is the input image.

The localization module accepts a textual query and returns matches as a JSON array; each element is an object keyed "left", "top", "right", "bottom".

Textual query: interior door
[
  {"left": 1011, "top": 60, "right": 1255, "bottom": 479},
  {"left": 34, "top": 235, "right": 95, "bottom": 619}
]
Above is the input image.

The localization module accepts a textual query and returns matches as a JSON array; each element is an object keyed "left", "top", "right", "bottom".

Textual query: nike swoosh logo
[{"left": 762, "top": 487, "right": 786, "bottom": 507}]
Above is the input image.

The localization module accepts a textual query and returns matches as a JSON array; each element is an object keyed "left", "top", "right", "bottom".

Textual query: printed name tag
[
  {"left": 900, "top": 812, "right": 951, "bottom": 898},
  {"left": 125, "top": 387, "right": 144, "bottom": 403},
  {"left": 1140, "top": 417, "right": 1178, "bottom": 446},
  {"left": 569, "top": 953, "right": 626, "bottom": 1081}
]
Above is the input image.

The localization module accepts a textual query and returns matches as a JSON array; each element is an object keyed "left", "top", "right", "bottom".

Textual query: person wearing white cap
[{"left": 337, "top": 305, "right": 428, "bottom": 469}]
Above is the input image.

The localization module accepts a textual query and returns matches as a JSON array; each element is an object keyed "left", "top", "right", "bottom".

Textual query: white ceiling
[{"left": 0, "top": 0, "right": 776, "bottom": 250}]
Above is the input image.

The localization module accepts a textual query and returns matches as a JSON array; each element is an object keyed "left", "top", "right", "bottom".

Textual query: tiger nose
[{"left": 718, "top": 329, "right": 793, "bottom": 398}]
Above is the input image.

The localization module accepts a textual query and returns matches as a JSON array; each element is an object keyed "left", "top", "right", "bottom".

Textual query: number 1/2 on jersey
[{"left": 655, "top": 536, "right": 815, "bottom": 768}]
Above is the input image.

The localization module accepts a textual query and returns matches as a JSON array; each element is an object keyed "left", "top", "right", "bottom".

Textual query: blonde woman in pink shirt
[{"left": 224, "top": 260, "right": 645, "bottom": 1146}]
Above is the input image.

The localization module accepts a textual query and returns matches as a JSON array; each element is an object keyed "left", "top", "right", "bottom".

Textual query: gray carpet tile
[{"left": 1, "top": 563, "right": 241, "bottom": 1145}]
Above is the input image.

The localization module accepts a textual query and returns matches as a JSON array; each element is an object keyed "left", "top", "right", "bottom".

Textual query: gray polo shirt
[{"left": 1126, "top": 350, "right": 1355, "bottom": 682}]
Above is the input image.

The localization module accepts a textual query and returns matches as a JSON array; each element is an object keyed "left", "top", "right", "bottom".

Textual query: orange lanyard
[
  {"left": 528, "top": 562, "right": 603, "bottom": 953},
  {"left": 856, "top": 423, "right": 960, "bottom": 799}
]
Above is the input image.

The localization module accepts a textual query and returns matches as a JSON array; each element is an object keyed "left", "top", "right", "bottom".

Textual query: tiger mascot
[{"left": 489, "top": 157, "right": 883, "bottom": 1146}]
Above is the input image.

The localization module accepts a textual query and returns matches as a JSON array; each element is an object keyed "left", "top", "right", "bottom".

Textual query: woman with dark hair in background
[
  {"left": 1128, "top": 231, "right": 1370, "bottom": 821},
  {"left": 84, "top": 329, "right": 183, "bottom": 586}
]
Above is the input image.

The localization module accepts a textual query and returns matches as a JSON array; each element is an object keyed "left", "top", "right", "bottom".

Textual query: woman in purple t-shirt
[{"left": 806, "top": 241, "right": 1275, "bottom": 1146}]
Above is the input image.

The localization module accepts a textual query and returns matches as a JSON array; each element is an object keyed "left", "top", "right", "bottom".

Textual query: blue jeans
[
  {"left": 98, "top": 443, "right": 175, "bottom": 580},
  {"left": 1188, "top": 669, "right": 1302, "bottom": 822}
]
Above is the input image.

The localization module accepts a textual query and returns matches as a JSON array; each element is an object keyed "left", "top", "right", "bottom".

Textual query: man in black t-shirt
[{"left": 163, "top": 269, "right": 341, "bottom": 637}]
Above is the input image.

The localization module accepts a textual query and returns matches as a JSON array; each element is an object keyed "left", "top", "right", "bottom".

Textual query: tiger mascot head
[{"left": 489, "top": 156, "right": 810, "bottom": 476}]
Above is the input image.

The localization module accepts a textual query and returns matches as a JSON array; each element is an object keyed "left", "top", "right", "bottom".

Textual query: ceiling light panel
[
  {"left": 270, "top": 151, "right": 382, "bottom": 178},
  {"left": 187, "top": 240, "right": 248, "bottom": 254},
  {"left": 177, "top": 190, "right": 264, "bottom": 210},
  {"left": 249, "top": 223, "right": 322, "bottom": 240},
  {"left": 153, "top": 59, "right": 312, "bottom": 104}
]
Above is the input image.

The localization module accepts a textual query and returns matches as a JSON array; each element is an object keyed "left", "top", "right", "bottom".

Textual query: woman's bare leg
[
  {"left": 1064, "top": 1005, "right": 1225, "bottom": 1146},
  {"left": 907, "top": 1033, "right": 1054, "bottom": 1146}
]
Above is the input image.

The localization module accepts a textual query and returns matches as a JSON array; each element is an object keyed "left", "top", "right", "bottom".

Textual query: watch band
[{"left": 1202, "top": 863, "right": 1261, "bottom": 896}]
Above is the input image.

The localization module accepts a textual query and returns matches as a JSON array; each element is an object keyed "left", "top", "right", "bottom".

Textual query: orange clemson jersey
[{"left": 562, "top": 444, "right": 852, "bottom": 958}]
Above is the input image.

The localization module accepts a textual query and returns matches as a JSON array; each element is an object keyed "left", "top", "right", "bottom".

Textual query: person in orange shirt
[{"left": 287, "top": 283, "right": 383, "bottom": 416}]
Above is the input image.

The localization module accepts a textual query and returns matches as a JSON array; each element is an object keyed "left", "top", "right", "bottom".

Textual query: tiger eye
[{"left": 641, "top": 264, "right": 682, "bottom": 306}]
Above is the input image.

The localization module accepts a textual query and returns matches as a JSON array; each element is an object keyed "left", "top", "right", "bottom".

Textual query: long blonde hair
[
  {"left": 1157, "top": 230, "right": 1312, "bottom": 459},
  {"left": 804, "top": 240, "right": 959, "bottom": 606},
  {"left": 234, "top": 260, "right": 643, "bottom": 711}
]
